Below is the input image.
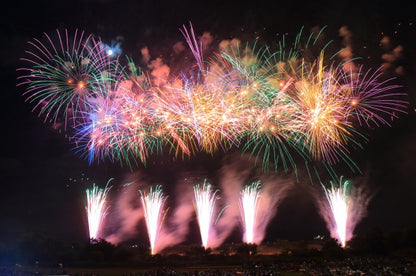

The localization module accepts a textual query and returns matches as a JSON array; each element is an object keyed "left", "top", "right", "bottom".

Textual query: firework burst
[
  {"left": 17, "top": 25, "right": 408, "bottom": 179},
  {"left": 17, "top": 29, "right": 120, "bottom": 129}
]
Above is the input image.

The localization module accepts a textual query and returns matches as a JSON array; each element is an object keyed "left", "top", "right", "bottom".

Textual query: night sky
[{"left": 1, "top": 0, "right": 416, "bottom": 247}]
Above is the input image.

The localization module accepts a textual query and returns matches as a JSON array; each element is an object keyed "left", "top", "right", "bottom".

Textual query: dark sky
[{"left": 1, "top": 0, "right": 416, "bottom": 247}]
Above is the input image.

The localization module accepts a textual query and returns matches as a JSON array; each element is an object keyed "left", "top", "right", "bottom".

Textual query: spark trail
[
  {"left": 240, "top": 181, "right": 261, "bottom": 244},
  {"left": 85, "top": 179, "right": 112, "bottom": 240},
  {"left": 320, "top": 176, "right": 373, "bottom": 247},
  {"left": 193, "top": 180, "right": 220, "bottom": 249},
  {"left": 139, "top": 185, "right": 167, "bottom": 254},
  {"left": 322, "top": 178, "right": 349, "bottom": 247}
]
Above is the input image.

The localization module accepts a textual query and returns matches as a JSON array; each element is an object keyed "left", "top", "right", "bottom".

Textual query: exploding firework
[
  {"left": 72, "top": 76, "right": 161, "bottom": 167},
  {"left": 17, "top": 29, "right": 120, "bottom": 130},
  {"left": 17, "top": 25, "right": 408, "bottom": 179},
  {"left": 193, "top": 180, "right": 220, "bottom": 248},
  {"left": 139, "top": 185, "right": 167, "bottom": 254},
  {"left": 240, "top": 181, "right": 261, "bottom": 244},
  {"left": 346, "top": 65, "right": 408, "bottom": 127},
  {"left": 320, "top": 176, "right": 373, "bottom": 247},
  {"left": 85, "top": 179, "right": 112, "bottom": 240}
]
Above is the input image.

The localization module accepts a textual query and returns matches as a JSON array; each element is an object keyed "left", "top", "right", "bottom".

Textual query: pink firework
[
  {"left": 193, "top": 180, "right": 220, "bottom": 249},
  {"left": 139, "top": 185, "right": 167, "bottom": 254},
  {"left": 320, "top": 176, "right": 373, "bottom": 247},
  {"left": 240, "top": 181, "right": 261, "bottom": 244},
  {"left": 85, "top": 179, "right": 112, "bottom": 241}
]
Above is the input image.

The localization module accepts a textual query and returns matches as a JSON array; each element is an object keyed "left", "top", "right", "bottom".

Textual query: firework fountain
[
  {"left": 85, "top": 179, "right": 112, "bottom": 241},
  {"left": 240, "top": 181, "right": 262, "bottom": 244},
  {"left": 139, "top": 185, "right": 167, "bottom": 255},
  {"left": 193, "top": 180, "right": 220, "bottom": 249},
  {"left": 319, "top": 176, "right": 373, "bottom": 247}
]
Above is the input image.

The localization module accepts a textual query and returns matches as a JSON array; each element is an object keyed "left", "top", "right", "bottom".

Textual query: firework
[
  {"left": 72, "top": 76, "right": 161, "bottom": 167},
  {"left": 285, "top": 55, "right": 356, "bottom": 165},
  {"left": 213, "top": 37, "right": 304, "bottom": 173},
  {"left": 139, "top": 185, "right": 167, "bottom": 254},
  {"left": 346, "top": 65, "right": 408, "bottom": 127},
  {"left": 321, "top": 178, "right": 349, "bottom": 247},
  {"left": 153, "top": 72, "right": 246, "bottom": 156},
  {"left": 240, "top": 181, "right": 261, "bottom": 244},
  {"left": 17, "top": 26, "right": 408, "bottom": 178},
  {"left": 320, "top": 176, "right": 373, "bottom": 247},
  {"left": 193, "top": 180, "right": 220, "bottom": 248},
  {"left": 17, "top": 29, "right": 120, "bottom": 129},
  {"left": 85, "top": 179, "right": 112, "bottom": 240}
]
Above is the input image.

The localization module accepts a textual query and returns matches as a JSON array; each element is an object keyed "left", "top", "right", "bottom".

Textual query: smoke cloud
[
  {"left": 141, "top": 46, "right": 151, "bottom": 65},
  {"left": 172, "top": 41, "right": 186, "bottom": 55},
  {"left": 209, "top": 156, "right": 250, "bottom": 248},
  {"left": 153, "top": 177, "right": 195, "bottom": 253},
  {"left": 338, "top": 25, "right": 358, "bottom": 72},
  {"left": 381, "top": 41, "right": 404, "bottom": 75},
  {"left": 105, "top": 172, "right": 145, "bottom": 245},
  {"left": 148, "top": 57, "right": 170, "bottom": 86},
  {"left": 252, "top": 173, "right": 294, "bottom": 244}
]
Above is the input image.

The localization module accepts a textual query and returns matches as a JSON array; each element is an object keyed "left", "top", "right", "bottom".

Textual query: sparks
[
  {"left": 85, "top": 179, "right": 112, "bottom": 241},
  {"left": 193, "top": 180, "right": 219, "bottom": 249},
  {"left": 240, "top": 181, "right": 261, "bottom": 244},
  {"left": 139, "top": 185, "right": 167, "bottom": 254}
]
